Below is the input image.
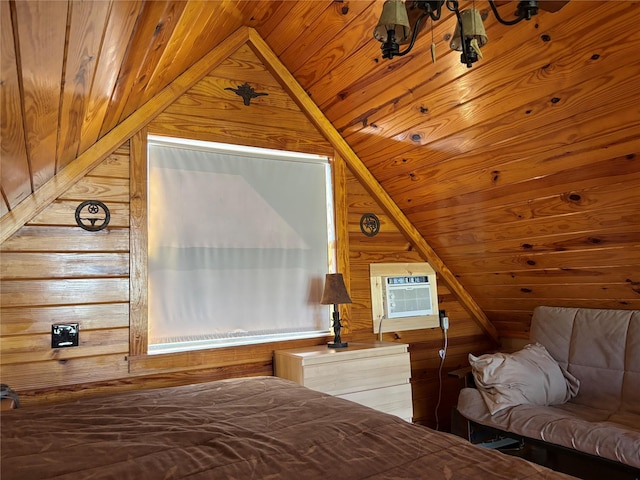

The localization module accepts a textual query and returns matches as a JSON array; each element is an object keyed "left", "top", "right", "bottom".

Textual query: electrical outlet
[
  {"left": 51, "top": 324, "right": 79, "bottom": 348},
  {"left": 439, "top": 310, "right": 449, "bottom": 330}
]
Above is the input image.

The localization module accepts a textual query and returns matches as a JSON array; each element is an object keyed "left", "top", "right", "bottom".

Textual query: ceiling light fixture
[{"left": 373, "top": 0, "right": 540, "bottom": 68}]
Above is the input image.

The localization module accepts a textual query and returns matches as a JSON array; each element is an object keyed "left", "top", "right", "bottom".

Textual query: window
[{"left": 147, "top": 136, "right": 334, "bottom": 353}]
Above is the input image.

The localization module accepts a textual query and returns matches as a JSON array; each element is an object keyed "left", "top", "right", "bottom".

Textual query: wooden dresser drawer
[
  {"left": 338, "top": 383, "right": 413, "bottom": 421},
  {"left": 274, "top": 341, "right": 413, "bottom": 421},
  {"left": 303, "top": 353, "right": 410, "bottom": 396}
]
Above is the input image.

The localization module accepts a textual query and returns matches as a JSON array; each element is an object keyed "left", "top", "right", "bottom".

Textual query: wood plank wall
[
  {"left": 0, "top": 40, "right": 492, "bottom": 429},
  {"left": 342, "top": 169, "right": 495, "bottom": 430},
  {"left": 0, "top": 144, "right": 131, "bottom": 396}
]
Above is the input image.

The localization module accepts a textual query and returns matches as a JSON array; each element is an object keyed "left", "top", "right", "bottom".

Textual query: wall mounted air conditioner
[
  {"left": 370, "top": 263, "right": 439, "bottom": 334},
  {"left": 383, "top": 275, "right": 434, "bottom": 319}
]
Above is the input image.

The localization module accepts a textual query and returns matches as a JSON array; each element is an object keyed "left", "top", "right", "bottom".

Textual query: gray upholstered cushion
[{"left": 457, "top": 306, "right": 640, "bottom": 468}]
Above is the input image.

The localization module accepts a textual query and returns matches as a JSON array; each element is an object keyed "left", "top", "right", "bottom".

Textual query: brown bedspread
[{"left": 1, "top": 376, "right": 575, "bottom": 479}]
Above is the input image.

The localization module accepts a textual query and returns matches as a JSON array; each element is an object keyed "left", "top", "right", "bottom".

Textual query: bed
[{"left": 1, "top": 376, "right": 575, "bottom": 479}]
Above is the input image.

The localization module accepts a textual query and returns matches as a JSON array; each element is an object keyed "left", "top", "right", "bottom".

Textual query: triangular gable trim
[
  {"left": 245, "top": 28, "right": 498, "bottom": 343},
  {"left": 0, "top": 25, "right": 498, "bottom": 344}
]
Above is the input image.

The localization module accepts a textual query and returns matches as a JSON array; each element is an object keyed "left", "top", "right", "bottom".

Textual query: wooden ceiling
[{"left": 2, "top": 0, "right": 639, "bottom": 336}]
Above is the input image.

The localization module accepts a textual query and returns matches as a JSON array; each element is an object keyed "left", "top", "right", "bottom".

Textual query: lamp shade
[
  {"left": 320, "top": 273, "right": 352, "bottom": 305},
  {"left": 373, "top": 0, "right": 411, "bottom": 43},
  {"left": 449, "top": 8, "right": 488, "bottom": 51},
  {"left": 449, "top": 8, "right": 489, "bottom": 52}
]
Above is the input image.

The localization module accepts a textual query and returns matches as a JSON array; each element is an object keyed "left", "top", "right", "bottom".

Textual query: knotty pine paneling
[
  {"left": 3, "top": 1, "right": 639, "bottom": 356},
  {"left": 99, "top": 1, "right": 187, "bottom": 137},
  {"left": 149, "top": 45, "right": 332, "bottom": 157},
  {"left": 77, "top": 1, "right": 141, "bottom": 155},
  {"left": 344, "top": 169, "right": 492, "bottom": 430},
  {"left": 0, "top": 0, "right": 30, "bottom": 210},
  {"left": 55, "top": 0, "right": 111, "bottom": 171},
  {"left": 0, "top": 143, "right": 131, "bottom": 397},
  {"left": 5, "top": 2, "right": 637, "bottom": 420},
  {"left": 13, "top": 0, "right": 67, "bottom": 191}
]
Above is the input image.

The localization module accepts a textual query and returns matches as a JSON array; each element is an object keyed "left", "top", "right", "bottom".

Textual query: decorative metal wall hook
[{"left": 225, "top": 83, "right": 269, "bottom": 106}]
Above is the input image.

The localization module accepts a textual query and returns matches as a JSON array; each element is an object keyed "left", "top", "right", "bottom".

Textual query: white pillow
[{"left": 469, "top": 343, "right": 579, "bottom": 415}]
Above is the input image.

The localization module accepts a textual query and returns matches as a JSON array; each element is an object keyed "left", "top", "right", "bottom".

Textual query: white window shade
[{"left": 147, "top": 137, "right": 332, "bottom": 353}]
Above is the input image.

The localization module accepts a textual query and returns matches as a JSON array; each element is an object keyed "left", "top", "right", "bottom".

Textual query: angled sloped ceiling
[{"left": 1, "top": 25, "right": 497, "bottom": 344}]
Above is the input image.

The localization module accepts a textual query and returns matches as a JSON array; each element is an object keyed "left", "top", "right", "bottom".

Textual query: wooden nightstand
[{"left": 274, "top": 341, "right": 413, "bottom": 422}]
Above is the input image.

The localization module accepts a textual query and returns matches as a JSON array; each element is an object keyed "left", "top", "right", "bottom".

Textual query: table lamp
[{"left": 321, "top": 273, "right": 352, "bottom": 348}]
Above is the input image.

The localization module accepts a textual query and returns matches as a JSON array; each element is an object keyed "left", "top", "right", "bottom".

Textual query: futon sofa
[{"left": 457, "top": 306, "right": 640, "bottom": 470}]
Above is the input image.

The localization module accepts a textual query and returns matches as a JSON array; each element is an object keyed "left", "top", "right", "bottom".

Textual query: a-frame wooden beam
[
  {"left": 246, "top": 28, "right": 499, "bottom": 344},
  {"left": 0, "top": 27, "right": 250, "bottom": 245},
  {"left": 0, "top": 24, "right": 498, "bottom": 344}
]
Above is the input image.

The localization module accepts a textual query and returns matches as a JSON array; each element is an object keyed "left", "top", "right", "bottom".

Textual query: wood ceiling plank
[
  {"left": 331, "top": 1, "right": 627, "bottom": 136},
  {"left": 1, "top": 0, "right": 31, "bottom": 210},
  {"left": 307, "top": 2, "right": 544, "bottom": 112},
  {"left": 0, "top": 27, "right": 249, "bottom": 244},
  {"left": 401, "top": 138, "right": 640, "bottom": 220},
  {"left": 98, "top": 1, "right": 180, "bottom": 137},
  {"left": 408, "top": 162, "right": 640, "bottom": 234},
  {"left": 440, "top": 227, "right": 640, "bottom": 259},
  {"left": 347, "top": 7, "right": 640, "bottom": 159},
  {"left": 248, "top": 0, "right": 301, "bottom": 39},
  {"left": 78, "top": 1, "right": 141, "bottom": 155},
  {"left": 292, "top": 3, "right": 381, "bottom": 91},
  {"left": 138, "top": 0, "right": 247, "bottom": 109},
  {"left": 477, "top": 297, "right": 640, "bottom": 311},
  {"left": 457, "top": 266, "right": 639, "bottom": 287},
  {"left": 323, "top": 8, "right": 465, "bottom": 127},
  {"left": 14, "top": 0, "right": 68, "bottom": 190},
  {"left": 237, "top": 0, "right": 286, "bottom": 29},
  {"left": 419, "top": 205, "right": 640, "bottom": 250},
  {"left": 279, "top": 0, "right": 376, "bottom": 74},
  {"left": 380, "top": 106, "right": 640, "bottom": 209},
  {"left": 357, "top": 69, "right": 640, "bottom": 173},
  {"left": 372, "top": 93, "right": 639, "bottom": 200},
  {"left": 246, "top": 28, "right": 499, "bottom": 343},
  {"left": 262, "top": 1, "right": 331, "bottom": 56},
  {"left": 450, "top": 249, "right": 640, "bottom": 279},
  {"left": 56, "top": 0, "right": 111, "bottom": 171},
  {"left": 115, "top": 1, "right": 188, "bottom": 125}
]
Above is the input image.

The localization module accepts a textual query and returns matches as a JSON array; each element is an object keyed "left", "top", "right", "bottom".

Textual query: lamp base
[{"left": 328, "top": 341, "right": 348, "bottom": 349}]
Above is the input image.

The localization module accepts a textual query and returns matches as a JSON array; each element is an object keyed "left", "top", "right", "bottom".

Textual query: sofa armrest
[{"left": 449, "top": 366, "right": 475, "bottom": 388}]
